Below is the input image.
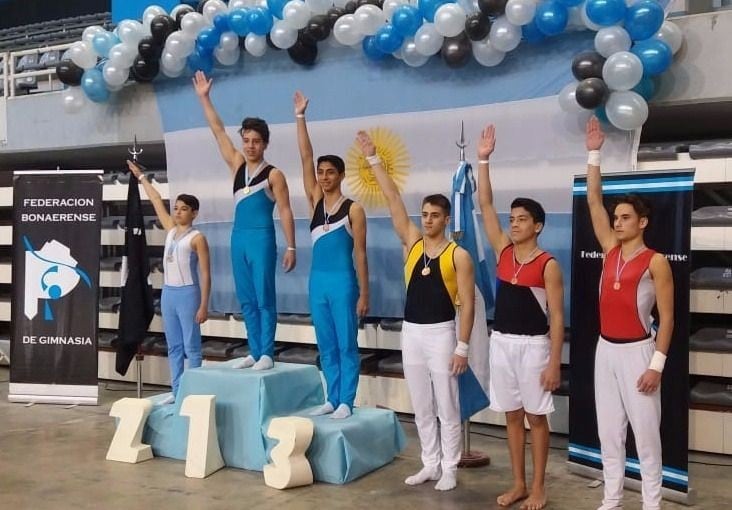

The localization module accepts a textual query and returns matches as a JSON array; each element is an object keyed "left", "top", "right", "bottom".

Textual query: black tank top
[{"left": 233, "top": 162, "right": 274, "bottom": 194}]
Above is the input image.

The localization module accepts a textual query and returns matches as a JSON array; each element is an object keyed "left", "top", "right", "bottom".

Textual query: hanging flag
[
  {"left": 115, "top": 175, "right": 154, "bottom": 375},
  {"left": 452, "top": 160, "right": 493, "bottom": 420}
]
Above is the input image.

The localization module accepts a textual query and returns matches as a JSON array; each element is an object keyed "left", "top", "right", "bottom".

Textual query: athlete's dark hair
[
  {"left": 612, "top": 194, "right": 651, "bottom": 221},
  {"left": 176, "top": 194, "right": 200, "bottom": 212},
  {"left": 511, "top": 197, "right": 546, "bottom": 227},
  {"left": 238, "top": 117, "right": 270, "bottom": 144},
  {"left": 422, "top": 194, "right": 451, "bottom": 215},
  {"left": 317, "top": 155, "right": 345, "bottom": 174}
]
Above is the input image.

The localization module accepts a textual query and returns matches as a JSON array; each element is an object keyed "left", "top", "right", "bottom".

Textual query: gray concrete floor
[{"left": 0, "top": 367, "right": 730, "bottom": 510}]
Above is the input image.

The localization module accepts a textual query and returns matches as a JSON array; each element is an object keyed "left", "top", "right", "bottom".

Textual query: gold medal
[
  {"left": 511, "top": 277, "right": 518, "bottom": 285},
  {"left": 243, "top": 186, "right": 250, "bottom": 195},
  {"left": 323, "top": 223, "right": 330, "bottom": 232},
  {"left": 613, "top": 281, "right": 621, "bottom": 290},
  {"left": 421, "top": 266, "right": 431, "bottom": 276}
]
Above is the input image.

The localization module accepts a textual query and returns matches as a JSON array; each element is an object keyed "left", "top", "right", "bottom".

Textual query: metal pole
[{"left": 136, "top": 349, "right": 144, "bottom": 398}]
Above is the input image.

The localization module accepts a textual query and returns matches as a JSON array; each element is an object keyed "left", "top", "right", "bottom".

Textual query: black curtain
[{"left": 0, "top": 1, "right": 111, "bottom": 29}]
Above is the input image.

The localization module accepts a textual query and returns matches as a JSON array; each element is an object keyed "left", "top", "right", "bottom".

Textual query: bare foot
[
  {"left": 520, "top": 487, "right": 547, "bottom": 510},
  {"left": 497, "top": 485, "right": 529, "bottom": 507}
]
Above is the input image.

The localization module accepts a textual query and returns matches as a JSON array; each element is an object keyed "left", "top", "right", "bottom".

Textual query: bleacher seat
[
  {"left": 689, "top": 328, "right": 732, "bottom": 353},
  {"left": 690, "top": 380, "right": 732, "bottom": 409},
  {"left": 380, "top": 319, "right": 403, "bottom": 332},
  {"left": 201, "top": 340, "right": 245, "bottom": 359},
  {"left": 637, "top": 141, "right": 688, "bottom": 161},
  {"left": 98, "top": 331, "right": 118, "bottom": 349},
  {"left": 689, "top": 140, "right": 732, "bottom": 159},
  {"left": 99, "top": 296, "right": 122, "bottom": 312},
  {"left": 277, "top": 313, "right": 312, "bottom": 325},
  {"left": 99, "top": 256, "right": 123, "bottom": 271},
  {"left": 690, "top": 267, "right": 732, "bottom": 290},
  {"left": 14, "top": 54, "right": 38, "bottom": 92},
  {"left": 276, "top": 346, "right": 320, "bottom": 366},
  {"left": 691, "top": 206, "right": 732, "bottom": 226},
  {"left": 38, "top": 50, "right": 60, "bottom": 69},
  {"left": 377, "top": 353, "right": 403, "bottom": 375}
]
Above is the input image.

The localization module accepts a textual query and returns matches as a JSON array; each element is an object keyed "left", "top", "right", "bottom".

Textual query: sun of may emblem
[{"left": 345, "top": 127, "right": 410, "bottom": 209}]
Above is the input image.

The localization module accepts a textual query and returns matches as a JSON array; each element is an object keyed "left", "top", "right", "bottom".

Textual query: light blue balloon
[
  {"left": 632, "top": 76, "right": 656, "bottom": 100},
  {"left": 229, "top": 9, "right": 251, "bottom": 36},
  {"left": 197, "top": 26, "right": 221, "bottom": 51},
  {"left": 419, "top": 0, "right": 454, "bottom": 23},
  {"left": 392, "top": 5, "right": 423, "bottom": 38},
  {"left": 625, "top": 0, "right": 664, "bottom": 41},
  {"left": 522, "top": 19, "right": 546, "bottom": 44},
  {"left": 267, "top": 0, "right": 288, "bottom": 19},
  {"left": 585, "top": 0, "right": 626, "bottom": 27},
  {"left": 187, "top": 49, "right": 214, "bottom": 74},
  {"left": 374, "top": 24, "right": 404, "bottom": 54},
  {"left": 92, "top": 31, "right": 119, "bottom": 58},
  {"left": 362, "top": 35, "right": 387, "bottom": 61},
  {"left": 81, "top": 68, "right": 110, "bottom": 103},
  {"left": 557, "top": 0, "right": 583, "bottom": 6},
  {"left": 248, "top": 7, "right": 274, "bottom": 36},
  {"left": 534, "top": 0, "right": 569, "bottom": 36},
  {"left": 631, "top": 38, "right": 672, "bottom": 76}
]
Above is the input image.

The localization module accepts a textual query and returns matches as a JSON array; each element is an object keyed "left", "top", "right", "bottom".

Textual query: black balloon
[
  {"left": 288, "top": 38, "right": 318, "bottom": 66},
  {"left": 150, "top": 14, "right": 176, "bottom": 46},
  {"left": 575, "top": 78, "right": 609, "bottom": 109},
  {"left": 344, "top": 1, "right": 358, "bottom": 14},
  {"left": 138, "top": 36, "right": 162, "bottom": 61},
  {"left": 303, "top": 15, "right": 331, "bottom": 42},
  {"left": 464, "top": 13, "right": 491, "bottom": 41},
  {"left": 131, "top": 55, "right": 160, "bottom": 82},
  {"left": 357, "top": 0, "right": 383, "bottom": 6},
  {"left": 571, "top": 51, "right": 606, "bottom": 81},
  {"left": 477, "top": 0, "right": 507, "bottom": 16},
  {"left": 174, "top": 5, "right": 195, "bottom": 29},
  {"left": 326, "top": 7, "right": 345, "bottom": 28},
  {"left": 55, "top": 59, "right": 83, "bottom": 86},
  {"left": 441, "top": 33, "right": 471, "bottom": 68}
]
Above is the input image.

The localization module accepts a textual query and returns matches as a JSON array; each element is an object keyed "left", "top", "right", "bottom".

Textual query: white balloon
[
  {"left": 414, "top": 23, "right": 443, "bottom": 56},
  {"left": 143, "top": 5, "right": 167, "bottom": 28},
  {"left": 566, "top": 6, "right": 585, "bottom": 31},
  {"left": 245, "top": 34, "right": 268, "bottom": 57},
  {"left": 333, "top": 14, "right": 364, "bottom": 46},
  {"left": 580, "top": 6, "right": 602, "bottom": 31},
  {"left": 383, "top": 0, "right": 407, "bottom": 20},
  {"left": 108, "top": 42, "right": 137, "bottom": 67},
  {"left": 214, "top": 46, "right": 241, "bottom": 65},
  {"left": 594, "top": 26, "right": 631, "bottom": 58},
  {"left": 102, "top": 61, "right": 128, "bottom": 87},
  {"left": 457, "top": 0, "right": 480, "bottom": 14},
  {"left": 269, "top": 20, "right": 299, "bottom": 49},
  {"left": 489, "top": 16, "right": 521, "bottom": 53},
  {"left": 165, "top": 31, "right": 196, "bottom": 59},
  {"left": 401, "top": 38, "right": 430, "bottom": 67},
  {"left": 305, "top": 0, "right": 331, "bottom": 15},
  {"left": 161, "top": 62, "right": 185, "bottom": 78},
  {"left": 82, "top": 25, "right": 106, "bottom": 44},
  {"left": 325, "top": 33, "right": 343, "bottom": 48},
  {"left": 62, "top": 87, "right": 86, "bottom": 114},
  {"left": 117, "top": 19, "right": 145, "bottom": 45},
  {"left": 181, "top": 12, "right": 209, "bottom": 38},
  {"left": 606, "top": 91, "right": 649, "bottom": 131},
  {"left": 69, "top": 41, "right": 97, "bottom": 70},
  {"left": 472, "top": 37, "right": 506, "bottom": 66},
  {"left": 434, "top": 4, "right": 468, "bottom": 38},
  {"left": 354, "top": 4, "right": 387, "bottom": 36},
  {"left": 505, "top": 0, "right": 536, "bottom": 26},
  {"left": 557, "top": 81, "right": 583, "bottom": 112},
  {"left": 219, "top": 31, "right": 240, "bottom": 51},
  {"left": 602, "top": 51, "right": 643, "bottom": 91},
  {"left": 655, "top": 20, "right": 683, "bottom": 55},
  {"left": 203, "top": 0, "right": 228, "bottom": 24},
  {"left": 161, "top": 51, "right": 187, "bottom": 73},
  {"left": 283, "top": 1, "right": 312, "bottom": 30},
  {"left": 107, "top": 82, "right": 125, "bottom": 92}
]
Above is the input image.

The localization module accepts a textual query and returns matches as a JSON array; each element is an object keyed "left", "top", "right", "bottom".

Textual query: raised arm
[
  {"left": 356, "top": 130, "right": 421, "bottom": 248},
  {"left": 294, "top": 91, "right": 321, "bottom": 211},
  {"left": 269, "top": 169, "right": 297, "bottom": 272},
  {"left": 350, "top": 202, "right": 369, "bottom": 318},
  {"left": 451, "top": 247, "right": 475, "bottom": 376},
  {"left": 541, "top": 259, "right": 564, "bottom": 392},
  {"left": 127, "top": 160, "right": 174, "bottom": 231},
  {"left": 585, "top": 117, "right": 617, "bottom": 253},
  {"left": 192, "top": 233, "right": 211, "bottom": 324},
  {"left": 476, "top": 124, "right": 511, "bottom": 257},
  {"left": 192, "top": 71, "right": 243, "bottom": 175}
]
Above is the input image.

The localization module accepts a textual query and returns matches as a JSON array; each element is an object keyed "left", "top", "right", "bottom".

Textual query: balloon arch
[{"left": 56, "top": 0, "right": 683, "bottom": 131}]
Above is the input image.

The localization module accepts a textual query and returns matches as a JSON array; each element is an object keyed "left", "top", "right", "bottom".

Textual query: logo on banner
[
  {"left": 23, "top": 236, "right": 92, "bottom": 321},
  {"left": 345, "top": 127, "right": 410, "bottom": 209}
]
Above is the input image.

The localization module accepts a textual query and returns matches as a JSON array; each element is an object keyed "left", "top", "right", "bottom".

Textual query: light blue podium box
[{"left": 143, "top": 362, "right": 406, "bottom": 483}]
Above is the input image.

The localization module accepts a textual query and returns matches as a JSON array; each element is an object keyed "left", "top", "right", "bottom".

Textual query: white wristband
[
  {"left": 286, "top": 246, "right": 296, "bottom": 252},
  {"left": 587, "top": 150, "right": 601, "bottom": 166},
  {"left": 366, "top": 155, "right": 381, "bottom": 166},
  {"left": 295, "top": 114, "right": 304, "bottom": 118},
  {"left": 648, "top": 350, "right": 667, "bottom": 373},
  {"left": 454, "top": 341, "right": 469, "bottom": 358},
  {"left": 478, "top": 160, "right": 490, "bottom": 165}
]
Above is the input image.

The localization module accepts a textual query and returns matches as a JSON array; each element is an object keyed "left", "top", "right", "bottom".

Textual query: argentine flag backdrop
[{"left": 153, "top": 32, "right": 637, "bottom": 319}]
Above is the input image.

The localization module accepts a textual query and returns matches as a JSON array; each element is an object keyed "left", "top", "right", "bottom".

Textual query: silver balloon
[
  {"left": 402, "top": 38, "right": 430, "bottom": 67},
  {"left": 283, "top": 0, "right": 312, "bottom": 30},
  {"left": 203, "top": 0, "right": 228, "bottom": 24},
  {"left": 219, "top": 31, "right": 240, "bottom": 51},
  {"left": 557, "top": 81, "right": 583, "bottom": 113},
  {"left": 655, "top": 20, "right": 683, "bottom": 55},
  {"left": 165, "top": 31, "right": 195, "bottom": 59},
  {"left": 117, "top": 19, "right": 145, "bottom": 45},
  {"left": 108, "top": 42, "right": 137, "bottom": 67},
  {"left": 269, "top": 20, "right": 298, "bottom": 49},
  {"left": 181, "top": 12, "right": 208, "bottom": 38},
  {"left": 333, "top": 14, "right": 364, "bottom": 46},
  {"left": 102, "top": 61, "right": 128, "bottom": 87},
  {"left": 472, "top": 37, "right": 506, "bottom": 67},
  {"left": 69, "top": 41, "right": 97, "bottom": 70},
  {"left": 229, "top": 0, "right": 249, "bottom": 9},
  {"left": 354, "top": 4, "right": 387, "bottom": 36},
  {"left": 434, "top": 4, "right": 468, "bottom": 38},
  {"left": 414, "top": 23, "right": 444, "bottom": 56},
  {"left": 305, "top": 0, "right": 331, "bottom": 15},
  {"left": 383, "top": 0, "right": 407, "bottom": 20},
  {"left": 594, "top": 26, "right": 631, "bottom": 58},
  {"left": 82, "top": 25, "right": 106, "bottom": 44},
  {"left": 580, "top": 6, "right": 602, "bottom": 31},
  {"left": 489, "top": 16, "right": 521, "bottom": 53},
  {"left": 214, "top": 46, "right": 241, "bottom": 65},
  {"left": 605, "top": 91, "right": 649, "bottom": 131},
  {"left": 505, "top": 0, "right": 536, "bottom": 27},
  {"left": 245, "top": 34, "right": 268, "bottom": 57},
  {"left": 602, "top": 51, "right": 643, "bottom": 91},
  {"left": 161, "top": 51, "right": 187, "bottom": 73},
  {"left": 62, "top": 87, "right": 86, "bottom": 114}
]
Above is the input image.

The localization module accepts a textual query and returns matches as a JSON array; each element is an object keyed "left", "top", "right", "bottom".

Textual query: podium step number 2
[
  {"left": 106, "top": 398, "right": 154, "bottom": 464},
  {"left": 264, "top": 417, "right": 315, "bottom": 489}
]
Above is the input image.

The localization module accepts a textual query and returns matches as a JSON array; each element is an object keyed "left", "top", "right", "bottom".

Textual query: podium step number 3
[
  {"left": 106, "top": 398, "right": 154, "bottom": 464},
  {"left": 180, "top": 394, "right": 225, "bottom": 479},
  {"left": 264, "top": 417, "right": 315, "bottom": 489}
]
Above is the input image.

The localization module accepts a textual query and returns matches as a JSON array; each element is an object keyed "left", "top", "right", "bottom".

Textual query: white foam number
[
  {"left": 263, "top": 416, "right": 315, "bottom": 489},
  {"left": 106, "top": 397, "right": 154, "bottom": 463},
  {"left": 179, "top": 395, "right": 225, "bottom": 478}
]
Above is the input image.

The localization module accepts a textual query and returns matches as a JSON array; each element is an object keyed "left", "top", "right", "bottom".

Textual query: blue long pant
[
  {"left": 309, "top": 270, "right": 360, "bottom": 409},
  {"left": 161, "top": 284, "right": 202, "bottom": 397},
  {"left": 231, "top": 228, "right": 276, "bottom": 360}
]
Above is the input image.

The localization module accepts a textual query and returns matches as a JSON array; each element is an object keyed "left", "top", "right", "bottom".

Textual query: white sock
[
  {"left": 252, "top": 355, "right": 274, "bottom": 371},
  {"left": 597, "top": 505, "right": 623, "bottom": 510},
  {"left": 404, "top": 466, "right": 441, "bottom": 486},
  {"left": 329, "top": 403, "right": 351, "bottom": 419},
  {"left": 309, "top": 402, "right": 335, "bottom": 416},
  {"left": 159, "top": 394, "right": 175, "bottom": 405},
  {"left": 231, "top": 355, "right": 255, "bottom": 369},
  {"left": 434, "top": 471, "right": 457, "bottom": 491}
]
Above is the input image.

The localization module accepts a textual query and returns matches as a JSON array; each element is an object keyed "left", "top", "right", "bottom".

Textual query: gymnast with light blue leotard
[
  {"left": 294, "top": 91, "right": 369, "bottom": 419},
  {"left": 193, "top": 71, "right": 297, "bottom": 371}
]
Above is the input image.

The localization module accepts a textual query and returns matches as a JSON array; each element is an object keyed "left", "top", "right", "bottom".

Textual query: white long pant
[
  {"left": 402, "top": 320, "right": 461, "bottom": 475},
  {"left": 595, "top": 337, "right": 662, "bottom": 510}
]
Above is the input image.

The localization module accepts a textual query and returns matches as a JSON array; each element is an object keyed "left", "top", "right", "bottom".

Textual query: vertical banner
[
  {"left": 10, "top": 170, "right": 102, "bottom": 405},
  {"left": 568, "top": 170, "right": 693, "bottom": 502}
]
